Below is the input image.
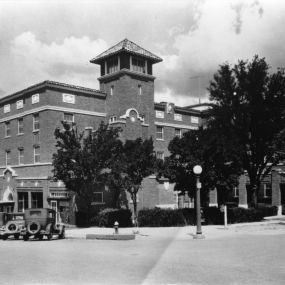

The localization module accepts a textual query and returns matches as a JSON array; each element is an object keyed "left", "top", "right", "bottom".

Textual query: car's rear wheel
[
  {"left": 2, "top": 235, "right": 8, "bottom": 240},
  {"left": 23, "top": 235, "right": 29, "bottom": 241},
  {"left": 38, "top": 235, "right": 43, "bottom": 240},
  {"left": 27, "top": 221, "right": 41, "bottom": 235}
]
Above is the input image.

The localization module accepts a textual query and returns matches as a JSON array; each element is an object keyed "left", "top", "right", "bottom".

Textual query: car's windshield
[{"left": 29, "top": 211, "right": 42, "bottom": 217}]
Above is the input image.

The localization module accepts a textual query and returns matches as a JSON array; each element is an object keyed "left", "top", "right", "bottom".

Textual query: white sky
[{"left": 0, "top": 0, "right": 285, "bottom": 106}]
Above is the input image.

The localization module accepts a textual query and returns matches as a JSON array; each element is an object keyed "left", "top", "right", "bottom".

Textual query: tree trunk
[
  {"left": 112, "top": 186, "right": 121, "bottom": 209},
  {"left": 249, "top": 185, "right": 258, "bottom": 208},
  {"left": 132, "top": 193, "right": 138, "bottom": 227}
]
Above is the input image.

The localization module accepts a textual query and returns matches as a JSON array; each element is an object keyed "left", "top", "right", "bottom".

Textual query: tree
[
  {"left": 52, "top": 121, "right": 123, "bottom": 221},
  {"left": 208, "top": 56, "right": 285, "bottom": 205},
  {"left": 121, "top": 137, "right": 157, "bottom": 226},
  {"left": 158, "top": 128, "right": 243, "bottom": 204}
]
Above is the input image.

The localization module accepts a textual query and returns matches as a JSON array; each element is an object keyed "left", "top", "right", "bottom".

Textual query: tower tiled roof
[{"left": 90, "top": 38, "right": 162, "bottom": 64}]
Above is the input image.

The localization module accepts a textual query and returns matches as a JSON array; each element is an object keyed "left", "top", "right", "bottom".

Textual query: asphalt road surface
[{"left": 0, "top": 227, "right": 285, "bottom": 284}]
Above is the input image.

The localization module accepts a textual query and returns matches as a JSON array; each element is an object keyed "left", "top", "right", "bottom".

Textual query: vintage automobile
[
  {"left": 21, "top": 208, "right": 65, "bottom": 241},
  {"left": 0, "top": 212, "right": 25, "bottom": 240}
]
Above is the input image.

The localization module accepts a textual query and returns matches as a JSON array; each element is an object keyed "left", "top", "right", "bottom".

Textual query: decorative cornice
[
  {"left": 16, "top": 177, "right": 49, "bottom": 180},
  {"left": 109, "top": 120, "right": 126, "bottom": 125},
  {"left": 154, "top": 102, "right": 202, "bottom": 115},
  {"left": 155, "top": 121, "right": 198, "bottom": 130},
  {"left": 0, "top": 162, "right": 52, "bottom": 169},
  {"left": 0, "top": 105, "right": 106, "bottom": 123},
  {"left": 0, "top": 80, "right": 106, "bottom": 104}
]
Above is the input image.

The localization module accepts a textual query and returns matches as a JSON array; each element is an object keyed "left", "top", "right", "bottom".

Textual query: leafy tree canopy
[
  {"left": 53, "top": 121, "right": 157, "bottom": 221},
  {"left": 159, "top": 128, "right": 243, "bottom": 199},
  {"left": 208, "top": 55, "right": 285, "bottom": 204},
  {"left": 53, "top": 121, "right": 123, "bottom": 213}
]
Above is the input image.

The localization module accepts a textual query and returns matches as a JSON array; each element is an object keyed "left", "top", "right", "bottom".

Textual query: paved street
[{"left": 0, "top": 225, "right": 285, "bottom": 285}]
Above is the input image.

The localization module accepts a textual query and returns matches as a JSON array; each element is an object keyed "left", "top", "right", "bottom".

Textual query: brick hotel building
[{"left": 0, "top": 39, "right": 284, "bottom": 223}]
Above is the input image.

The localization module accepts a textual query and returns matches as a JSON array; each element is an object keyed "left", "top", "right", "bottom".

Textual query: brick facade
[{"left": 0, "top": 39, "right": 284, "bottom": 224}]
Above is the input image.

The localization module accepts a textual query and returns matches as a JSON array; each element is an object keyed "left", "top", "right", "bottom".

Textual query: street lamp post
[{"left": 193, "top": 165, "right": 205, "bottom": 239}]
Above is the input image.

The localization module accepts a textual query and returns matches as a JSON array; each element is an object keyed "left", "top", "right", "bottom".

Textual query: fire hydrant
[{"left": 114, "top": 221, "right": 119, "bottom": 234}]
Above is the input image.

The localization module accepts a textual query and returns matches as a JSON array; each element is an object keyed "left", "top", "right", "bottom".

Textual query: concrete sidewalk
[{"left": 65, "top": 219, "right": 285, "bottom": 240}]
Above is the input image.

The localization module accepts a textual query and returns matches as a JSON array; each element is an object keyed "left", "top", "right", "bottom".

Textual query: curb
[{"left": 86, "top": 234, "right": 135, "bottom": 240}]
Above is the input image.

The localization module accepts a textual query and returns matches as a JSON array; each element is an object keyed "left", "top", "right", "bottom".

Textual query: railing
[{"left": 49, "top": 192, "right": 69, "bottom": 198}]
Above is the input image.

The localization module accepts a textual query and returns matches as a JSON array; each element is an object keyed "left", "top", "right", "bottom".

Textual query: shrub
[
  {"left": 227, "top": 206, "right": 278, "bottom": 224},
  {"left": 203, "top": 207, "right": 224, "bottom": 225},
  {"left": 138, "top": 208, "right": 187, "bottom": 227},
  {"left": 180, "top": 208, "right": 196, "bottom": 225},
  {"left": 91, "top": 208, "right": 133, "bottom": 228},
  {"left": 136, "top": 206, "right": 278, "bottom": 227},
  {"left": 75, "top": 211, "right": 90, "bottom": 227}
]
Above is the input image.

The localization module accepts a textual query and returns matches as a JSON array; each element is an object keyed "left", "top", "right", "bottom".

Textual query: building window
[
  {"left": 6, "top": 151, "right": 11, "bottom": 166},
  {"left": 175, "top": 128, "right": 182, "bottom": 138},
  {"left": 84, "top": 127, "right": 93, "bottom": 138},
  {"left": 18, "top": 118, "right": 24, "bottom": 134},
  {"left": 138, "top": 85, "right": 142, "bottom": 95},
  {"left": 63, "top": 113, "right": 74, "bottom": 124},
  {"left": 31, "top": 192, "right": 43, "bottom": 208},
  {"left": 110, "top": 85, "right": 114, "bottom": 96},
  {"left": 132, "top": 57, "right": 146, "bottom": 73},
  {"left": 5, "top": 122, "right": 11, "bottom": 137},
  {"left": 62, "top": 93, "right": 75, "bottom": 104},
  {"left": 156, "top": 151, "right": 164, "bottom": 160},
  {"left": 4, "top": 104, "right": 10, "bottom": 113},
  {"left": 234, "top": 187, "right": 239, "bottom": 197},
  {"left": 18, "top": 149, "right": 24, "bottom": 165},
  {"left": 263, "top": 184, "right": 272, "bottom": 198},
  {"left": 93, "top": 192, "right": 104, "bottom": 204},
  {"left": 109, "top": 116, "right": 117, "bottom": 123},
  {"left": 191, "top": 116, "right": 199, "bottom": 124},
  {"left": 18, "top": 192, "right": 29, "bottom": 212},
  {"left": 33, "top": 114, "right": 40, "bottom": 131},
  {"left": 156, "top": 126, "right": 164, "bottom": 140},
  {"left": 16, "top": 100, "right": 24, "bottom": 109},
  {"left": 174, "top": 113, "right": 182, "bottom": 121},
  {"left": 32, "top": 93, "right": 40, "bottom": 104},
  {"left": 155, "top": 110, "right": 164, "bottom": 118},
  {"left": 34, "top": 146, "right": 41, "bottom": 163},
  {"left": 107, "top": 57, "right": 118, "bottom": 74},
  {"left": 33, "top": 132, "right": 40, "bottom": 144}
]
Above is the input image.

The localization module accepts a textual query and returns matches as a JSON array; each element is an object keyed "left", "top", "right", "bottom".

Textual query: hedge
[
  {"left": 227, "top": 206, "right": 278, "bottom": 224},
  {"left": 91, "top": 208, "right": 133, "bottom": 228},
  {"left": 137, "top": 208, "right": 187, "bottom": 227},
  {"left": 137, "top": 206, "right": 278, "bottom": 227}
]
